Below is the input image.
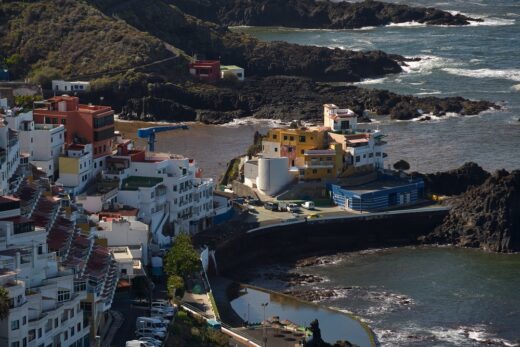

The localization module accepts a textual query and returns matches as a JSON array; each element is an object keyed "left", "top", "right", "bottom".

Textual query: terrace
[{"left": 121, "top": 176, "right": 163, "bottom": 191}]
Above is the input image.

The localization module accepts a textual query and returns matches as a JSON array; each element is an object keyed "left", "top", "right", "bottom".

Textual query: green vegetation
[
  {"left": 207, "top": 292, "right": 220, "bottom": 321},
  {"left": 121, "top": 176, "right": 164, "bottom": 190},
  {"left": 393, "top": 159, "right": 411, "bottom": 171},
  {"left": 167, "top": 275, "right": 185, "bottom": 299},
  {"left": 164, "top": 234, "right": 201, "bottom": 298},
  {"left": 165, "top": 309, "right": 229, "bottom": 347},
  {"left": 0, "top": 286, "right": 10, "bottom": 320}
]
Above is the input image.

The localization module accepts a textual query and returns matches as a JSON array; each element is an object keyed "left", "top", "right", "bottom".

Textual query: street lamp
[{"left": 261, "top": 302, "right": 269, "bottom": 347}]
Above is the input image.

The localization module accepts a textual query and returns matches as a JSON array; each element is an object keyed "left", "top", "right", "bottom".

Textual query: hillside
[
  {"left": 0, "top": 0, "right": 185, "bottom": 82},
  {"left": 167, "top": 0, "right": 478, "bottom": 28}
]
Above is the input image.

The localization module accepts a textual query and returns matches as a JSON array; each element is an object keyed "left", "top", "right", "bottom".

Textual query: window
[
  {"left": 38, "top": 244, "right": 44, "bottom": 254},
  {"left": 11, "top": 342, "right": 19, "bottom": 347},
  {"left": 363, "top": 154, "right": 366, "bottom": 158},
  {"left": 61, "top": 119, "right": 66, "bottom": 125},
  {"left": 71, "top": 326, "right": 75, "bottom": 336},
  {"left": 23, "top": 338, "right": 26, "bottom": 347},
  {"left": 327, "top": 169, "right": 332, "bottom": 174},
  {"left": 312, "top": 169, "right": 317, "bottom": 174},
  {"left": 22, "top": 316, "right": 26, "bottom": 325},
  {"left": 376, "top": 152, "right": 381, "bottom": 157},
  {"left": 283, "top": 135, "right": 288, "bottom": 141},
  {"left": 369, "top": 153, "right": 373, "bottom": 158},
  {"left": 55, "top": 318, "right": 58, "bottom": 328},
  {"left": 355, "top": 156, "right": 360, "bottom": 163},
  {"left": 77, "top": 322, "right": 81, "bottom": 332},
  {"left": 288, "top": 147, "right": 293, "bottom": 153},
  {"left": 58, "top": 289, "right": 70, "bottom": 302},
  {"left": 301, "top": 149, "right": 305, "bottom": 154},
  {"left": 289, "top": 136, "right": 294, "bottom": 141},
  {"left": 274, "top": 147, "right": 278, "bottom": 152},
  {"left": 299, "top": 135, "right": 306, "bottom": 142},
  {"left": 11, "top": 320, "right": 20, "bottom": 330},
  {"left": 64, "top": 331, "right": 68, "bottom": 340},
  {"left": 74, "top": 281, "right": 86, "bottom": 292},
  {"left": 52, "top": 118, "right": 58, "bottom": 124},
  {"left": 327, "top": 157, "right": 332, "bottom": 161},
  {"left": 272, "top": 134, "right": 277, "bottom": 140},
  {"left": 38, "top": 328, "right": 42, "bottom": 338}
]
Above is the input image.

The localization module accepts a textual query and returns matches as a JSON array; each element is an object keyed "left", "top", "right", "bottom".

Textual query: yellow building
[
  {"left": 298, "top": 143, "right": 344, "bottom": 181},
  {"left": 262, "top": 128, "right": 328, "bottom": 166}
]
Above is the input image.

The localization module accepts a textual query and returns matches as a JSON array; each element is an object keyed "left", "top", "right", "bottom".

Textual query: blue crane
[{"left": 137, "top": 125, "right": 189, "bottom": 152}]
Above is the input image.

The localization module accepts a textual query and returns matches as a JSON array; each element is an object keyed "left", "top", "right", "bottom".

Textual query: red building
[
  {"left": 33, "top": 95, "right": 114, "bottom": 159},
  {"left": 188, "top": 60, "right": 221, "bottom": 82}
]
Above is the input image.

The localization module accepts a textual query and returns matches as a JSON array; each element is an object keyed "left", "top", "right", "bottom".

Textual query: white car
[
  {"left": 302, "top": 201, "right": 315, "bottom": 210},
  {"left": 138, "top": 337, "right": 163, "bottom": 347},
  {"left": 286, "top": 203, "right": 300, "bottom": 212},
  {"left": 135, "top": 328, "right": 166, "bottom": 340}
]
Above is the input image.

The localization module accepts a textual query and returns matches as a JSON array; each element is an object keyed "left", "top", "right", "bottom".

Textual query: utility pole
[{"left": 261, "top": 302, "right": 269, "bottom": 347}]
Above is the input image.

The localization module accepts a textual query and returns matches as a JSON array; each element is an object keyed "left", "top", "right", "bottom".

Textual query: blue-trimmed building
[{"left": 328, "top": 175, "right": 425, "bottom": 212}]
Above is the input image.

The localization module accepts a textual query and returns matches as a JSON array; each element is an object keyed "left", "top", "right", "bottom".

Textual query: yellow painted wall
[
  {"left": 59, "top": 157, "right": 80, "bottom": 174},
  {"left": 265, "top": 128, "right": 327, "bottom": 158}
]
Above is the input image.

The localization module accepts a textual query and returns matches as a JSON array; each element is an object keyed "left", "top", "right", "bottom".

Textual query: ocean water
[
  {"left": 235, "top": 0, "right": 520, "bottom": 173},
  {"left": 228, "top": 1, "right": 520, "bottom": 346}
]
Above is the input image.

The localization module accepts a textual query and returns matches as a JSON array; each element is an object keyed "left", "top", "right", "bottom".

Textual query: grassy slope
[{"left": 0, "top": 0, "right": 182, "bottom": 79}]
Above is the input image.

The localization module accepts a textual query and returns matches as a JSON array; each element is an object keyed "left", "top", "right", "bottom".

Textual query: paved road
[{"left": 111, "top": 276, "right": 169, "bottom": 347}]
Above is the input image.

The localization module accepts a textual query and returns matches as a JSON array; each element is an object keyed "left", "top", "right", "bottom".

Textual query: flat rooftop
[
  {"left": 121, "top": 176, "right": 163, "bottom": 190},
  {"left": 339, "top": 176, "right": 423, "bottom": 195}
]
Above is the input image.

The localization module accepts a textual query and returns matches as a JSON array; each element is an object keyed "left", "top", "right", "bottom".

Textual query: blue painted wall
[{"left": 329, "top": 177, "right": 424, "bottom": 211}]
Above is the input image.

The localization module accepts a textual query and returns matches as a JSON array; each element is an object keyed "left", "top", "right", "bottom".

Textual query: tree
[
  {"left": 0, "top": 286, "right": 10, "bottom": 321},
  {"left": 167, "top": 275, "right": 185, "bottom": 298},
  {"left": 29, "top": 66, "right": 62, "bottom": 89},
  {"left": 393, "top": 159, "right": 411, "bottom": 171},
  {"left": 131, "top": 276, "right": 151, "bottom": 302},
  {"left": 164, "top": 234, "right": 201, "bottom": 279}
]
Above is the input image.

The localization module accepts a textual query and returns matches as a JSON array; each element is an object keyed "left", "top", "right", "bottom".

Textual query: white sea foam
[
  {"left": 220, "top": 117, "right": 285, "bottom": 128},
  {"left": 443, "top": 67, "right": 520, "bottom": 82},
  {"left": 385, "top": 21, "right": 427, "bottom": 28},
  {"left": 352, "top": 77, "right": 387, "bottom": 85},
  {"left": 468, "top": 17, "right": 516, "bottom": 26},
  {"left": 402, "top": 55, "right": 457, "bottom": 75},
  {"left": 512, "top": 84, "right": 520, "bottom": 92}
]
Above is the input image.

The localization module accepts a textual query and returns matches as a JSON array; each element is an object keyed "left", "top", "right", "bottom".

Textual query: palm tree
[{"left": 0, "top": 286, "right": 10, "bottom": 320}]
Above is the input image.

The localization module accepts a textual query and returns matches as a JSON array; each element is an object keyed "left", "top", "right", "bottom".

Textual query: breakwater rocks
[
  {"left": 119, "top": 76, "right": 496, "bottom": 123},
  {"left": 427, "top": 169, "right": 520, "bottom": 252},
  {"left": 412, "top": 162, "right": 491, "bottom": 196},
  {"left": 171, "top": 0, "right": 479, "bottom": 29}
]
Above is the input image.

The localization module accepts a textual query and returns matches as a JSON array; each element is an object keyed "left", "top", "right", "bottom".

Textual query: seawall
[{"left": 214, "top": 207, "right": 449, "bottom": 274}]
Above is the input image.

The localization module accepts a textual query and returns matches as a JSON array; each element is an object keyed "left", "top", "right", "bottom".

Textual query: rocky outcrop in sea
[
  {"left": 118, "top": 76, "right": 496, "bottom": 123},
  {"left": 426, "top": 169, "right": 520, "bottom": 252},
  {"left": 170, "top": 0, "right": 479, "bottom": 29}
]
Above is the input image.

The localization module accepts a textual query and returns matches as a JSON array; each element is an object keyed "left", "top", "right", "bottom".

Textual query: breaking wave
[{"left": 443, "top": 68, "right": 520, "bottom": 82}]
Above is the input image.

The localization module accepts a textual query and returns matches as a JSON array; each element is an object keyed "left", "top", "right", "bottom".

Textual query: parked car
[
  {"left": 151, "top": 307, "right": 174, "bottom": 319},
  {"left": 286, "top": 203, "right": 301, "bottom": 213},
  {"left": 246, "top": 196, "right": 261, "bottom": 206},
  {"left": 306, "top": 213, "right": 322, "bottom": 220},
  {"left": 126, "top": 341, "right": 149, "bottom": 347},
  {"left": 134, "top": 328, "right": 165, "bottom": 340},
  {"left": 136, "top": 317, "right": 167, "bottom": 332},
  {"left": 138, "top": 337, "right": 163, "bottom": 347},
  {"left": 264, "top": 202, "right": 279, "bottom": 211},
  {"left": 302, "top": 201, "right": 315, "bottom": 210}
]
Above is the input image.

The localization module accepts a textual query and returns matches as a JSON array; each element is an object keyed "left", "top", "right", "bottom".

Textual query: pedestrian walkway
[{"left": 101, "top": 311, "right": 124, "bottom": 347}]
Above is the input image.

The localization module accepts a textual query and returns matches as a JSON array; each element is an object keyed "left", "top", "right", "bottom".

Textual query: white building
[
  {"left": 244, "top": 157, "right": 292, "bottom": 196},
  {"left": 220, "top": 65, "right": 245, "bottom": 81},
  {"left": 57, "top": 144, "right": 94, "bottom": 195},
  {"left": 4, "top": 109, "right": 65, "bottom": 180},
  {"left": 0, "top": 116, "right": 20, "bottom": 195},
  {"left": 325, "top": 104, "right": 386, "bottom": 170},
  {"left": 51, "top": 80, "right": 90, "bottom": 93},
  {"left": 103, "top": 142, "right": 214, "bottom": 246},
  {"left": 0, "top": 197, "right": 89, "bottom": 347},
  {"left": 94, "top": 212, "right": 150, "bottom": 267}
]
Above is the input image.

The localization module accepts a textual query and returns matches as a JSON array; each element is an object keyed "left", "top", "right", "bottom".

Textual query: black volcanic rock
[
  {"left": 169, "top": 0, "right": 479, "bottom": 29},
  {"left": 412, "top": 162, "right": 491, "bottom": 196},
  {"left": 427, "top": 170, "right": 520, "bottom": 252},
  {"left": 119, "top": 76, "right": 497, "bottom": 123}
]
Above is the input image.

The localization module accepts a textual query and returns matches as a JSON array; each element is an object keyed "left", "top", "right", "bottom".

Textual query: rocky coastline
[
  {"left": 117, "top": 76, "right": 497, "bottom": 124},
  {"left": 171, "top": 0, "right": 480, "bottom": 29}
]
